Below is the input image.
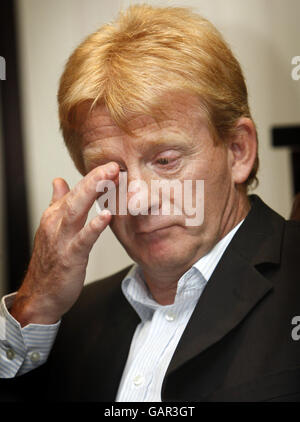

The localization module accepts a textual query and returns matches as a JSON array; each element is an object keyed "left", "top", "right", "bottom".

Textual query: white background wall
[{"left": 13, "top": 0, "right": 300, "bottom": 286}]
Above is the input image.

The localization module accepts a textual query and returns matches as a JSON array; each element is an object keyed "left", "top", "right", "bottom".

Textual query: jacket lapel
[{"left": 164, "top": 195, "right": 285, "bottom": 378}]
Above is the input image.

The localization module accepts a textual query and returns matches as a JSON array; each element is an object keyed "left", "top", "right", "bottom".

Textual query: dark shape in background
[
  {"left": 272, "top": 125, "right": 300, "bottom": 195},
  {"left": 0, "top": 0, "right": 31, "bottom": 293}
]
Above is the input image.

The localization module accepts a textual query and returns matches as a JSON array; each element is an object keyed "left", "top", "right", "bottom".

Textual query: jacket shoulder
[{"left": 285, "top": 218, "right": 300, "bottom": 234}]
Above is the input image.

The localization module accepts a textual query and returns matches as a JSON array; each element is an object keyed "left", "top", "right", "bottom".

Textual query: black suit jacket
[{"left": 1, "top": 195, "right": 300, "bottom": 402}]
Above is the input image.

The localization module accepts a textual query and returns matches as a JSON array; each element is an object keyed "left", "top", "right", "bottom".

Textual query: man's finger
[
  {"left": 61, "top": 162, "right": 119, "bottom": 227},
  {"left": 70, "top": 209, "right": 112, "bottom": 255},
  {"left": 51, "top": 178, "right": 70, "bottom": 204}
]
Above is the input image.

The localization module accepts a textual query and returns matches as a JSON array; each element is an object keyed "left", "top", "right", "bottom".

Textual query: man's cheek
[{"left": 109, "top": 214, "right": 129, "bottom": 237}]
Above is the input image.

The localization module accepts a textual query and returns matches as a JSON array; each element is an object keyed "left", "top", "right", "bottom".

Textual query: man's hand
[{"left": 10, "top": 162, "right": 119, "bottom": 327}]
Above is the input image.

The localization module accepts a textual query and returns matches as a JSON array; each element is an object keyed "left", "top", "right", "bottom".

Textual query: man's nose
[{"left": 120, "top": 169, "right": 160, "bottom": 216}]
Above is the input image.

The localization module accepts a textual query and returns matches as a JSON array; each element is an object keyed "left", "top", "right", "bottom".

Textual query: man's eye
[
  {"left": 156, "top": 158, "right": 170, "bottom": 165},
  {"left": 153, "top": 155, "right": 181, "bottom": 172}
]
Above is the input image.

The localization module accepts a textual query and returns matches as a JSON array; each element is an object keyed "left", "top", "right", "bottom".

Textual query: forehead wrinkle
[
  {"left": 81, "top": 125, "right": 125, "bottom": 146},
  {"left": 82, "top": 116, "right": 174, "bottom": 145},
  {"left": 80, "top": 109, "right": 158, "bottom": 145}
]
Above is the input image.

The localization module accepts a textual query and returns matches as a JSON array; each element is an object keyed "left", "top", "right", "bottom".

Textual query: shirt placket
[{"left": 121, "top": 303, "right": 182, "bottom": 401}]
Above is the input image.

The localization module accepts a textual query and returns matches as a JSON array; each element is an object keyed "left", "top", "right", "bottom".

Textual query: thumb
[{"left": 51, "top": 178, "right": 70, "bottom": 204}]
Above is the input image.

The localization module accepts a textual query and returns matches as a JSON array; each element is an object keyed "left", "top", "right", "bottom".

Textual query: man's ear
[{"left": 227, "top": 117, "right": 257, "bottom": 185}]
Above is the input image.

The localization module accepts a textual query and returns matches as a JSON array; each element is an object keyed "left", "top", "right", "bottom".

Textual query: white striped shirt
[
  {"left": 0, "top": 220, "right": 243, "bottom": 393},
  {"left": 0, "top": 293, "right": 60, "bottom": 378}
]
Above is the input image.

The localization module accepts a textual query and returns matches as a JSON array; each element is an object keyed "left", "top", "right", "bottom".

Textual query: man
[{"left": 0, "top": 4, "right": 299, "bottom": 401}]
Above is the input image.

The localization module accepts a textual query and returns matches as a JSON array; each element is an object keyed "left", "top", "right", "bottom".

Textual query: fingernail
[{"left": 100, "top": 209, "right": 111, "bottom": 217}]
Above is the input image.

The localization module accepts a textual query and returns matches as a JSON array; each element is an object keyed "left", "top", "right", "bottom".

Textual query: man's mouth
[{"left": 136, "top": 225, "right": 176, "bottom": 235}]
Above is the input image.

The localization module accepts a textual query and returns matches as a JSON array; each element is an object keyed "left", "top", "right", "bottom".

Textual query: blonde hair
[{"left": 58, "top": 4, "right": 258, "bottom": 188}]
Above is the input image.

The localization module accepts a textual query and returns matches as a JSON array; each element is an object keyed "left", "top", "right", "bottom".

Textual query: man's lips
[{"left": 135, "top": 224, "right": 176, "bottom": 235}]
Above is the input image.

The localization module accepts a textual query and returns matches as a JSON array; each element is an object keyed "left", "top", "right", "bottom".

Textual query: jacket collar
[
  {"left": 230, "top": 195, "right": 284, "bottom": 267},
  {"left": 163, "top": 195, "right": 285, "bottom": 384}
]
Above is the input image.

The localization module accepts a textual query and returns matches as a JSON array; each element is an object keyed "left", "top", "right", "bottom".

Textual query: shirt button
[
  {"left": 30, "top": 351, "right": 41, "bottom": 363},
  {"left": 6, "top": 348, "right": 15, "bottom": 360},
  {"left": 165, "top": 312, "right": 176, "bottom": 322},
  {"left": 133, "top": 374, "right": 145, "bottom": 386}
]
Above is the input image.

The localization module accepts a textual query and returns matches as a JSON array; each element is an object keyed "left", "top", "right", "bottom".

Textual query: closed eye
[{"left": 156, "top": 158, "right": 171, "bottom": 165}]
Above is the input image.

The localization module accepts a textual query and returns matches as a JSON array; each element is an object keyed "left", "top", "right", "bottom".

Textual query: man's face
[{"left": 81, "top": 93, "right": 235, "bottom": 276}]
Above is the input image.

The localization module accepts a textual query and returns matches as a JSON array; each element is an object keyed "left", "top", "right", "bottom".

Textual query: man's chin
[
  {"left": 121, "top": 224, "right": 191, "bottom": 269},
  {"left": 134, "top": 226, "right": 178, "bottom": 254},
  {"left": 133, "top": 239, "right": 191, "bottom": 272}
]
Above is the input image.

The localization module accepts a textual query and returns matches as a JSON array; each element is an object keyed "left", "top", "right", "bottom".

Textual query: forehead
[{"left": 78, "top": 92, "right": 207, "bottom": 149}]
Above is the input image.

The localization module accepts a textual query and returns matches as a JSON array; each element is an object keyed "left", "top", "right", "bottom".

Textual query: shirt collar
[{"left": 122, "top": 219, "right": 244, "bottom": 321}]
